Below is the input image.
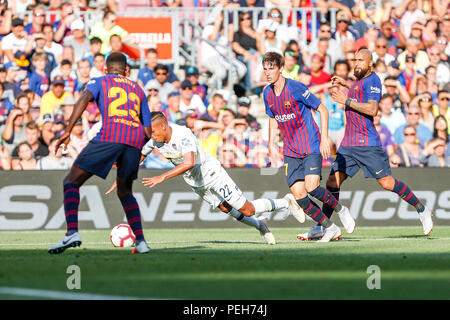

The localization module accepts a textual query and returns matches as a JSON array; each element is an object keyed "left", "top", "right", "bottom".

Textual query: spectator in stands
[
  {"left": 11, "top": 141, "right": 37, "bottom": 170},
  {"left": 432, "top": 90, "right": 450, "bottom": 133},
  {"left": 309, "top": 53, "right": 331, "bottom": 88},
  {"left": 68, "top": 118, "right": 89, "bottom": 156},
  {"left": 398, "top": 53, "right": 421, "bottom": 93},
  {"left": 394, "top": 105, "right": 432, "bottom": 146},
  {"left": 408, "top": 92, "right": 435, "bottom": 132},
  {"left": 420, "top": 137, "right": 450, "bottom": 167},
  {"left": 396, "top": 0, "right": 424, "bottom": 39},
  {"left": 60, "top": 95, "right": 75, "bottom": 124},
  {"left": 0, "top": 143, "right": 11, "bottom": 170},
  {"left": 201, "top": 10, "right": 246, "bottom": 93},
  {"left": 83, "top": 37, "right": 102, "bottom": 66},
  {"left": 435, "top": 35, "right": 449, "bottom": 62},
  {"left": 380, "top": 20, "right": 406, "bottom": 57},
  {"left": 392, "top": 125, "right": 424, "bottom": 167},
  {"left": 25, "top": 33, "right": 57, "bottom": 78},
  {"left": 185, "top": 66, "right": 207, "bottom": 104},
  {"left": 378, "top": 93, "right": 406, "bottom": 135},
  {"left": 333, "top": 10, "right": 355, "bottom": 49},
  {"left": 29, "top": 52, "right": 50, "bottom": 98},
  {"left": 39, "top": 76, "right": 73, "bottom": 124},
  {"left": 162, "top": 91, "right": 184, "bottom": 124},
  {"left": 282, "top": 50, "right": 300, "bottom": 81},
  {"left": 63, "top": 19, "right": 91, "bottom": 63},
  {"left": 50, "top": 46, "right": 77, "bottom": 80},
  {"left": 353, "top": 24, "right": 378, "bottom": 52},
  {"left": 410, "top": 21, "right": 436, "bottom": 49},
  {"left": 2, "top": 18, "right": 28, "bottom": 64},
  {"left": 146, "top": 81, "right": 166, "bottom": 112},
  {"left": 427, "top": 45, "right": 450, "bottom": 89},
  {"left": 373, "top": 108, "right": 395, "bottom": 157},
  {"left": 0, "top": 65, "right": 21, "bottom": 103},
  {"left": 201, "top": 93, "right": 226, "bottom": 122},
  {"left": 90, "top": 11, "right": 129, "bottom": 54},
  {"left": 36, "top": 137, "right": 74, "bottom": 170},
  {"left": 397, "top": 37, "right": 430, "bottom": 74},
  {"left": 433, "top": 115, "right": 450, "bottom": 155},
  {"left": 0, "top": 0, "right": 12, "bottom": 37},
  {"left": 0, "top": 83, "right": 14, "bottom": 123},
  {"left": 308, "top": 22, "right": 343, "bottom": 70},
  {"left": 137, "top": 48, "right": 180, "bottom": 90},
  {"left": 59, "top": 60, "right": 77, "bottom": 95},
  {"left": 15, "top": 92, "right": 34, "bottom": 124},
  {"left": 53, "top": 2, "right": 76, "bottom": 43},
  {"left": 144, "top": 64, "right": 176, "bottom": 104},
  {"left": 236, "top": 96, "right": 260, "bottom": 130},
  {"left": 373, "top": 38, "right": 395, "bottom": 67},
  {"left": 232, "top": 11, "right": 261, "bottom": 90},
  {"left": 197, "top": 117, "right": 222, "bottom": 158},
  {"left": 104, "top": 34, "right": 131, "bottom": 64},
  {"left": 11, "top": 120, "right": 49, "bottom": 160},
  {"left": 39, "top": 113, "right": 55, "bottom": 147},
  {"left": 43, "top": 24, "right": 63, "bottom": 63},
  {"left": 90, "top": 53, "right": 105, "bottom": 78},
  {"left": 74, "top": 59, "right": 91, "bottom": 98},
  {"left": 25, "top": 4, "right": 45, "bottom": 35},
  {"left": 179, "top": 79, "right": 206, "bottom": 114}
]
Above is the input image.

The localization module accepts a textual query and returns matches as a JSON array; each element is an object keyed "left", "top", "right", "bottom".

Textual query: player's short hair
[
  {"left": 151, "top": 111, "right": 167, "bottom": 123},
  {"left": 262, "top": 51, "right": 284, "bottom": 68},
  {"left": 106, "top": 52, "right": 127, "bottom": 70}
]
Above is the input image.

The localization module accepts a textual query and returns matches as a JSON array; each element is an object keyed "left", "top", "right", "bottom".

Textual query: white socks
[{"left": 251, "top": 198, "right": 288, "bottom": 214}]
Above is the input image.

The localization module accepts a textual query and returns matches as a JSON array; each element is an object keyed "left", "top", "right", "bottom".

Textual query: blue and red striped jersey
[
  {"left": 264, "top": 78, "right": 322, "bottom": 158},
  {"left": 85, "top": 74, "right": 151, "bottom": 149},
  {"left": 341, "top": 72, "right": 382, "bottom": 147}
]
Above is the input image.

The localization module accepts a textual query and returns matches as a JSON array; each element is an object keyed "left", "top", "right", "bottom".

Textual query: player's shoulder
[
  {"left": 286, "top": 78, "right": 309, "bottom": 92},
  {"left": 364, "top": 72, "right": 382, "bottom": 94}
]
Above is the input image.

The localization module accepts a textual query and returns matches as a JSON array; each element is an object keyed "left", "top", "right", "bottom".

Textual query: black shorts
[
  {"left": 284, "top": 154, "right": 322, "bottom": 187},
  {"left": 331, "top": 146, "right": 391, "bottom": 179},
  {"left": 73, "top": 140, "right": 141, "bottom": 181}
]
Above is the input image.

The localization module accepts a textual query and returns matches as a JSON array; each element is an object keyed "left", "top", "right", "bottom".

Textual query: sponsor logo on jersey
[
  {"left": 370, "top": 86, "right": 381, "bottom": 94},
  {"left": 302, "top": 90, "right": 311, "bottom": 99},
  {"left": 275, "top": 113, "right": 296, "bottom": 122}
]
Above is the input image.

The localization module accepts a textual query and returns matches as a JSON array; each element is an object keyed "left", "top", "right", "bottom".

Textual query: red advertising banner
[{"left": 116, "top": 16, "right": 173, "bottom": 60}]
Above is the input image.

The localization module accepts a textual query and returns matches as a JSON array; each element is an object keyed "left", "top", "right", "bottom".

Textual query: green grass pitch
[{"left": 0, "top": 226, "right": 449, "bottom": 300}]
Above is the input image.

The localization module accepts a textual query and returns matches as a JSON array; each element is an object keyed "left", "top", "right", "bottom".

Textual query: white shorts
[{"left": 191, "top": 166, "right": 247, "bottom": 209}]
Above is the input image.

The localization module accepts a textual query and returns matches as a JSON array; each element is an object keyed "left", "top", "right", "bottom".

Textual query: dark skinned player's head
[
  {"left": 106, "top": 52, "right": 127, "bottom": 76},
  {"left": 150, "top": 111, "right": 169, "bottom": 143}
]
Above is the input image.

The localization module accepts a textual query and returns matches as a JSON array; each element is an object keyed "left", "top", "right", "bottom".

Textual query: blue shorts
[
  {"left": 73, "top": 140, "right": 141, "bottom": 181},
  {"left": 331, "top": 146, "right": 391, "bottom": 179},
  {"left": 284, "top": 154, "right": 322, "bottom": 187}
]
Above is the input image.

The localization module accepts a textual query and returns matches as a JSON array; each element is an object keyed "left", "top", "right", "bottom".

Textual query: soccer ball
[{"left": 110, "top": 224, "right": 136, "bottom": 247}]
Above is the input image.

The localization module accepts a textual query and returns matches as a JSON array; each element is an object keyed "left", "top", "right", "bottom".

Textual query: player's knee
[
  {"left": 378, "top": 177, "right": 394, "bottom": 191},
  {"left": 326, "top": 174, "right": 340, "bottom": 189}
]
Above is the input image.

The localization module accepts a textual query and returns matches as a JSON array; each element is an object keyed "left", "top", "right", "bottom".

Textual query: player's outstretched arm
[{"left": 142, "top": 151, "right": 196, "bottom": 188}]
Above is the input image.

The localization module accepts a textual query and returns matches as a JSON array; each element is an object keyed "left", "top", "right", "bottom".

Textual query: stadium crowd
[{"left": 0, "top": 0, "right": 449, "bottom": 171}]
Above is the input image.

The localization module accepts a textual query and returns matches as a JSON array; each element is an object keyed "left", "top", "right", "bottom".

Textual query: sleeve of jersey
[
  {"left": 141, "top": 140, "right": 155, "bottom": 156},
  {"left": 263, "top": 88, "right": 275, "bottom": 118},
  {"left": 296, "top": 82, "right": 321, "bottom": 110},
  {"left": 85, "top": 78, "right": 100, "bottom": 101},
  {"left": 180, "top": 130, "right": 198, "bottom": 155},
  {"left": 364, "top": 77, "right": 382, "bottom": 102},
  {"left": 140, "top": 91, "right": 152, "bottom": 127}
]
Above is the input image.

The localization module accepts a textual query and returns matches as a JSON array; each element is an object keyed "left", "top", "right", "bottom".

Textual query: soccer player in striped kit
[
  {"left": 48, "top": 53, "right": 152, "bottom": 254},
  {"left": 320, "top": 48, "right": 433, "bottom": 237},
  {"left": 262, "top": 51, "right": 355, "bottom": 242}
]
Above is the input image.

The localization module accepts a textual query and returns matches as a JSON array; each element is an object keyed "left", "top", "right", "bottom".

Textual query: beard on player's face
[{"left": 354, "top": 65, "right": 369, "bottom": 79}]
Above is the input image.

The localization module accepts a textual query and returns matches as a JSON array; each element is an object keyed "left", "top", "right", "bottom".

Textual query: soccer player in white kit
[{"left": 136, "top": 112, "right": 306, "bottom": 244}]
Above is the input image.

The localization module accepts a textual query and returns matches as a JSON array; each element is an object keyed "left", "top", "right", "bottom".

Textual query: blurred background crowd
[{"left": 0, "top": 0, "right": 448, "bottom": 171}]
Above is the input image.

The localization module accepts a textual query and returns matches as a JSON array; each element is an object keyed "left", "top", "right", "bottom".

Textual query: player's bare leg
[
  {"left": 377, "top": 175, "right": 433, "bottom": 235},
  {"left": 219, "top": 201, "right": 276, "bottom": 245},
  {"left": 48, "top": 166, "right": 93, "bottom": 254},
  {"left": 290, "top": 180, "right": 341, "bottom": 242}
]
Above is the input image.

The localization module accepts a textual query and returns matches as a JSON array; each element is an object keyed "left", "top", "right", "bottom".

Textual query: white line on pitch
[{"left": 0, "top": 287, "right": 170, "bottom": 300}]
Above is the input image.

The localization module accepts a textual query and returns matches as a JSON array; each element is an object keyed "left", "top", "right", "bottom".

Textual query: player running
[
  {"left": 305, "top": 47, "right": 433, "bottom": 240},
  {"left": 48, "top": 53, "right": 152, "bottom": 254},
  {"left": 108, "top": 111, "right": 306, "bottom": 245},
  {"left": 262, "top": 51, "right": 354, "bottom": 242}
]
